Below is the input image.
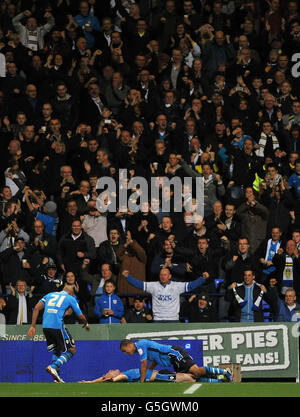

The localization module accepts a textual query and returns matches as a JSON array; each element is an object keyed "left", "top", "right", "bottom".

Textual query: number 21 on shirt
[{"left": 48, "top": 294, "right": 66, "bottom": 308}]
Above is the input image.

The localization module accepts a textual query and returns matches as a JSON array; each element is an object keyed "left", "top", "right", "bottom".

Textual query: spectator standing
[
  {"left": 93, "top": 279, "right": 124, "bottom": 324},
  {"left": 4, "top": 280, "right": 35, "bottom": 324}
]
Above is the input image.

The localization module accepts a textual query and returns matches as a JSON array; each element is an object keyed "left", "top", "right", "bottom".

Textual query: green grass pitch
[{"left": 0, "top": 382, "right": 300, "bottom": 397}]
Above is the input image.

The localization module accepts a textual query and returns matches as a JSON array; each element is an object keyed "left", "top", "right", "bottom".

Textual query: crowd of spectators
[{"left": 0, "top": 0, "right": 300, "bottom": 325}]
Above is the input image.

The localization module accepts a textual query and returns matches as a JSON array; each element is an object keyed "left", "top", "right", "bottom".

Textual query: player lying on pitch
[
  {"left": 120, "top": 339, "right": 233, "bottom": 383},
  {"left": 78, "top": 368, "right": 226, "bottom": 383}
]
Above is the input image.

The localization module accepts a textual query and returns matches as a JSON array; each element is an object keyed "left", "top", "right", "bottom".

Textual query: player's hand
[
  {"left": 28, "top": 326, "right": 36, "bottom": 339},
  {"left": 122, "top": 270, "right": 129, "bottom": 278}
]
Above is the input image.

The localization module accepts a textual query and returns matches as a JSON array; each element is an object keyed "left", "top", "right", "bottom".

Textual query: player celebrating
[
  {"left": 28, "top": 284, "right": 90, "bottom": 383},
  {"left": 78, "top": 368, "right": 225, "bottom": 383},
  {"left": 120, "top": 339, "right": 233, "bottom": 383}
]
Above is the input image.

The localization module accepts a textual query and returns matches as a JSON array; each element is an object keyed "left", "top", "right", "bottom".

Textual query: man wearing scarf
[
  {"left": 271, "top": 240, "right": 300, "bottom": 301},
  {"left": 225, "top": 268, "right": 276, "bottom": 322}
]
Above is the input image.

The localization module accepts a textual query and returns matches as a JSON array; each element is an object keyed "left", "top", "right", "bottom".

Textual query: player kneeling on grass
[
  {"left": 120, "top": 339, "right": 233, "bottom": 383},
  {"left": 28, "top": 284, "right": 90, "bottom": 383},
  {"left": 78, "top": 368, "right": 226, "bottom": 383}
]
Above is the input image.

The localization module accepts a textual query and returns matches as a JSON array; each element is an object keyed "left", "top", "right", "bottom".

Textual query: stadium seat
[{"left": 262, "top": 300, "right": 273, "bottom": 322}]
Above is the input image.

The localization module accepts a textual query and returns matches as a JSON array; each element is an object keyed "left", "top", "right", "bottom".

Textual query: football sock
[
  {"left": 198, "top": 377, "right": 223, "bottom": 383},
  {"left": 51, "top": 354, "right": 59, "bottom": 370},
  {"left": 155, "top": 372, "right": 176, "bottom": 382},
  {"left": 203, "top": 366, "right": 226, "bottom": 377},
  {"left": 51, "top": 351, "right": 74, "bottom": 370},
  {"left": 51, "top": 354, "right": 59, "bottom": 364}
]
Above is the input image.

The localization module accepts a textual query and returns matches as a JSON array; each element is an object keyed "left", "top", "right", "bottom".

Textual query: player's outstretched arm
[
  {"left": 79, "top": 370, "right": 124, "bottom": 383},
  {"left": 78, "top": 376, "right": 107, "bottom": 383},
  {"left": 78, "top": 313, "right": 90, "bottom": 331},
  {"left": 28, "top": 301, "right": 44, "bottom": 338}
]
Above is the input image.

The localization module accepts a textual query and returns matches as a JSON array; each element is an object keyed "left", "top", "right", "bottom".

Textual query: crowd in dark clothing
[{"left": 0, "top": 0, "right": 300, "bottom": 325}]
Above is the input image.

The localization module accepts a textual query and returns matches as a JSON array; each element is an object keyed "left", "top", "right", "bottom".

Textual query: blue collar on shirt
[{"left": 159, "top": 281, "right": 171, "bottom": 288}]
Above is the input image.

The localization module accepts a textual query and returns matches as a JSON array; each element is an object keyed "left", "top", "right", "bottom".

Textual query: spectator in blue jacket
[
  {"left": 73, "top": 1, "right": 100, "bottom": 50},
  {"left": 93, "top": 279, "right": 124, "bottom": 324},
  {"left": 276, "top": 288, "right": 300, "bottom": 322},
  {"left": 288, "top": 159, "right": 300, "bottom": 200}
]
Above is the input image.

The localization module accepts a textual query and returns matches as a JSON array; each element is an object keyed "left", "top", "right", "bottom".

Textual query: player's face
[
  {"left": 104, "top": 369, "right": 121, "bottom": 379},
  {"left": 121, "top": 344, "right": 136, "bottom": 355}
]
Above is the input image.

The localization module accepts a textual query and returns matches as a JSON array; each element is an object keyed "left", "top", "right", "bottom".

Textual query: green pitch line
[{"left": 0, "top": 383, "right": 300, "bottom": 397}]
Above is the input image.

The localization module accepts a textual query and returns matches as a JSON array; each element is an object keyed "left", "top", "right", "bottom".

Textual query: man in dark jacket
[
  {"left": 31, "top": 259, "right": 63, "bottom": 298},
  {"left": 4, "top": 279, "right": 35, "bottom": 324},
  {"left": 207, "top": 203, "right": 241, "bottom": 252},
  {"left": 97, "top": 228, "right": 122, "bottom": 274},
  {"left": 26, "top": 219, "right": 57, "bottom": 270},
  {"left": 271, "top": 240, "right": 300, "bottom": 302},
  {"left": 219, "top": 236, "right": 259, "bottom": 321},
  {"left": 180, "top": 292, "right": 218, "bottom": 323},
  {"left": 221, "top": 237, "right": 259, "bottom": 286},
  {"left": 51, "top": 81, "right": 79, "bottom": 131},
  {"left": 225, "top": 268, "right": 277, "bottom": 322},
  {"left": 122, "top": 296, "right": 152, "bottom": 323},
  {"left": 255, "top": 227, "right": 286, "bottom": 284},
  {"left": 57, "top": 218, "right": 96, "bottom": 275},
  {"left": 227, "top": 138, "right": 264, "bottom": 200},
  {"left": 151, "top": 239, "right": 187, "bottom": 282},
  {"left": 275, "top": 288, "right": 300, "bottom": 321},
  {"left": 0, "top": 237, "right": 32, "bottom": 289}
]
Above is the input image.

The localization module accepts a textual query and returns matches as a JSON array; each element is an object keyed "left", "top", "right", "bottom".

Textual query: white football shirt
[{"left": 143, "top": 281, "right": 189, "bottom": 321}]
